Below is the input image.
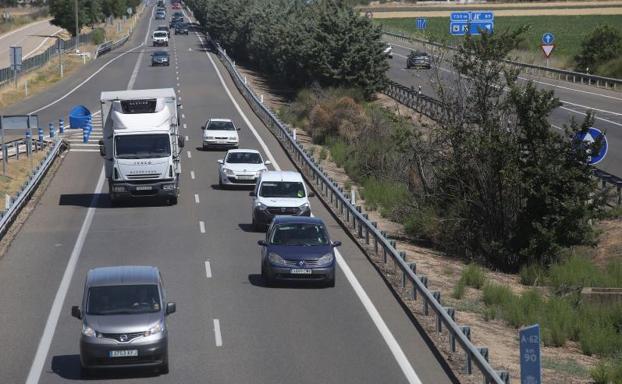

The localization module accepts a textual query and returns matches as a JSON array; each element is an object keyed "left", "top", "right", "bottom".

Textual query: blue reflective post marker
[
  {"left": 576, "top": 127, "right": 608, "bottom": 165},
  {"left": 520, "top": 324, "right": 541, "bottom": 384},
  {"left": 416, "top": 18, "right": 428, "bottom": 30}
]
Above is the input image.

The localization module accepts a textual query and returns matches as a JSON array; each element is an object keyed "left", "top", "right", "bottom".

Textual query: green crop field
[{"left": 376, "top": 15, "right": 622, "bottom": 60}]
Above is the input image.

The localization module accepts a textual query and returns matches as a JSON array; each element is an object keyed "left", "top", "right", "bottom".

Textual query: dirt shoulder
[{"left": 232, "top": 63, "right": 620, "bottom": 383}]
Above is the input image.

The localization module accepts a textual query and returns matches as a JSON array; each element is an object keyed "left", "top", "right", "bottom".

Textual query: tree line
[
  {"left": 185, "top": 0, "right": 388, "bottom": 97},
  {"left": 48, "top": 0, "right": 141, "bottom": 35}
]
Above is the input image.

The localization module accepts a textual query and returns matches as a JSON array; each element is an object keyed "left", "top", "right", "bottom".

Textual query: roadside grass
[
  {"left": 376, "top": 15, "right": 622, "bottom": 63},
  {"left": 548, "top": 249, "right": 622, "bottom": 293},
  {"left": 590, "top": 357, "right": 622, "bottom": 384},
  {"left": 0, "top": 150, "right": 48, "bottom": 210},
  {"left": 461, "top": 263, "right": 487, "bottom": 289},
  {"left": 542, "top": 356, "right": 590, "bottom": 379},
  {"left": 360, "top": 178, "right": 410, "bottom": 216}
]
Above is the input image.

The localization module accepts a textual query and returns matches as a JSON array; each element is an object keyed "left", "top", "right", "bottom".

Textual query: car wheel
[
  {"left": 80, "top": 365, "right": 94, "bottom": 378},
  {"left": 261, "top": 264, "right": 273, "bottom": 287},
  {"left": 325, "top": 275, "right": 335, "bottom": 288},
  {"left": 218, "top": 175, "right": 223, "bottom": 188}
]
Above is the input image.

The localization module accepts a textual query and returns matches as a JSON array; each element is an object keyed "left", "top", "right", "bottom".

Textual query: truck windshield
[
  {"left": 115, "top": 134, "right": 171, "bottom": 159},
  {"left": 86, "top": 284, "right": 161, "bottom": 315}
]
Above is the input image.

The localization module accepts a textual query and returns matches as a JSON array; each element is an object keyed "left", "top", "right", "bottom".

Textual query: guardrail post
[
  {"left": 399, "top": 251, "right": 407, "bottom": 287},
  {"left": 372, "top": 222, "right": 378, "bottom": 253},
  {"left": 408, "top": 263, "right": 417, "bottom": 299},
  {"left": 497, "top": 370, "right": 510, "bottom": 384},
  {"left": 363, "top": 214, "right": 369, "bottom": 243},
  {"left": 382, "top": 232, "right": 388, "bottom": 263},
  {"left": 420, "top": 275, "right": 429, "bottom": 313},
  {"left": 459, "top": 326, "right": 472, "bottom": 374}
]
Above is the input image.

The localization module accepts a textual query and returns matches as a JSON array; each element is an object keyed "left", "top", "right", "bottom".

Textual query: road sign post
[
  {"left": 520, "top": 324, "right": 541, "bottom": 384},
  {"left": 450, "top": 11, "right": 494, "bottom": 36}
]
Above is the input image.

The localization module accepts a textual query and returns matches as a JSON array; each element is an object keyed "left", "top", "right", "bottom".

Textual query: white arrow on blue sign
[
  {"left": 576, "top": 127, "right": 608, "bottom": 165},
  {"left": 542, "top": 32, "right": 555, "bottom": 45},
  {"left": 416, "top": 18, "right": 428, "bottom": 30}
]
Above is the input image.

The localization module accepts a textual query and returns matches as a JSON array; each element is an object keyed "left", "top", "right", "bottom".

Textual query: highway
[
  {"left": 384, "top": 37, "right": 622, "bottom": 178},
  {"left": 0, "top": 4, "right": 455, "bottom": 384},
  {"left": 0, "top": 19, "right": 63, "bottom": 68}
]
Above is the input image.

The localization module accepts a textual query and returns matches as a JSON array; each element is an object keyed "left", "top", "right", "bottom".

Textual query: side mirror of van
[
  {"left": 98, "top": 139, "right": 105, "bottom": 156},
  {"left": 71, "top": 306, "right": 82, "bottom": 320},
  {"left": 264, "top": 160, "right": 272, "bottom": 166},
  {"left": 217, "top": 159, "right": 224, "bottom": 165},
  {"left": 166, "top": 302, "right": 176, "bottom": 315},
  {"left": 201, "top": 125, "right": 206, "bottom": 130}
]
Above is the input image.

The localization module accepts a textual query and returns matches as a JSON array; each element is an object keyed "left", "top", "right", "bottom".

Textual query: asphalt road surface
[
  {"left": 0, "top": 5, "right": 456, "bottom": 384},
  {"left": 0, "top": 19, "right": 63, "bottom": 68},
  {"left": 385, "top": 36, "right": 622, "bottom": 178}
]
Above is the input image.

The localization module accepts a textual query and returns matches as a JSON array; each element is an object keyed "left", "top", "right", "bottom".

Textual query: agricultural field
[{"left": 376, "top": 15, "right": 622, "bottom": 62}]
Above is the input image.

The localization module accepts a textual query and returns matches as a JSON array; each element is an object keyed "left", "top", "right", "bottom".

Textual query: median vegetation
[
  {"left": 185, "top": 0, "right": 388, "bottom": 98},
  {"left": 48, "top": 0, "right": 142, "bottom": 36}
]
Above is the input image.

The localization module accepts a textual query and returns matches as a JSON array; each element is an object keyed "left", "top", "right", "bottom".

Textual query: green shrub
[
  {"left": 360, "top": 178, "right": 411, "bottom": 220},
  {"left": 541, "top": 297, "right": 575, "bottom": 347},
  {"left": 604, "top": 260, "right": 622, "bottom": 288},
  {"left": 519, "top": 263, "right": 546, "bottom": 286},
  {"left": 483, "top": 306, "right": 498, "bottom": 321},
  {"left": 404, "top": 205, "right": 440, "bottom": 243},
  {"left": 482, "top": 283, "right": 514, "bottom": 306},
  {"left": 461, "top": 264, "right": 487, "bottom": 289},
  {"left": 548, "top": 251, "right": 604, "bottom": 293},
  {"left": 327, "top": 138, "right": 349, "bottom": 168},
  {"left": 92, "top": 28, "right": 106, "bottom": 45},
  {"left": 578, "top": 304, "right": 622, "bottom": 356},
  {"left": 590, "top": 360, "right": 611, "bottom": 384},
  {"left": 319, "top": 148, "right": 327, "bottom": 161},
  {"left": 452, "top": 278, "right": 466, "bottom": 299}
]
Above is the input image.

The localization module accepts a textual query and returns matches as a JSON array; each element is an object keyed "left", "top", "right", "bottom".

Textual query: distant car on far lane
[
  {"left": 151, "top": 50, "right": 170, "bottom": 66},
  {"left": 258, "top": 216, "right": 341, "bottom": 287},
  {"left": 406, "top": 50, "right": 431, "bottom": 69},
  {"left": 175, "top": 23, "right": 189, "bottom": 35},
  {"left": 217, "top": 149, "right": 270, "bottom": 188}
]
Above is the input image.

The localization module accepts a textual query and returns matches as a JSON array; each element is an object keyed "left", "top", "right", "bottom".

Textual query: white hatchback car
[
  {"left": 202, "top": 118, "right": 239, "bottom": 149},
  {"left": 218, "top": 149, "right": 271, "bottom": 187}
]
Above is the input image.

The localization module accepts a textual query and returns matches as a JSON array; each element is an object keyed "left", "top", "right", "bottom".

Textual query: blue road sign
[
  {"left": 520, "top": 324, "right": 541, "bottom": 384},
  {"left": 416, "top": 18, "right": 428, "bottom": 30},
  {"left": 576, "top": 127, "right": 608, "bottom": 165},
  {"left": 542, "top": 32, "right": 555, "bottom": 45},
  {"left": 450, "top": 11, "right": 494, "bottom": 36}
]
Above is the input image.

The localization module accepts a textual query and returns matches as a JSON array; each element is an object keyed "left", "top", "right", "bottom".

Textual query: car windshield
[
  {"left": 226, "top": 152, "right": 262, "bottom": 164},
  {"left": 154, "top": 31, "right": 167, "bottom": 37},
  {"left": 207, "top": 120, "right": 235, "bottom": 131},
  {"left": 259, "top": 181, "right": 305, "bottom": 198},
  {"left": 115, "top": 134, "right": 171, "bottom": 159},
  {"left": 153, "top": 51, "right": 168, "bottom": 57},
  {"left": 270, "top": 223, "right": 329, "bottom": 246},
  {"left": 86, "top": 284, "right": 161, "bottom": 315}
]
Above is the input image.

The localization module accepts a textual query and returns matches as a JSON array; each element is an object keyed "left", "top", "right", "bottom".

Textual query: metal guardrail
[
  {"left": 383, "top": 80, "right": 622, "bottom": 207},
  {"left": 203, "top": 34, "right": 511, "bottom": 384},
  {"left": 95, "top": 33, "right": 130, "bottom": 58},
  {"left": 383, "top": 30, "right": 622, "bottom": 91},
  {"left": 0, "top": 138, "right": 65, "bottom": 239}
]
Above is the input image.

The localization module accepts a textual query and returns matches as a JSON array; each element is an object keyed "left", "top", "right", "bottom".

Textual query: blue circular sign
[
  {"left": 576, "top": 127, "right": 608, "bottom": 165},
  {"left": 542, "top": 32, "right": 555, "bottom": 45}
]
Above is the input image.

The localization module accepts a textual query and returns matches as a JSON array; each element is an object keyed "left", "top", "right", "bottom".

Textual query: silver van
[{"left": 71, "top": 266, "right": 176, "bottom": 376}]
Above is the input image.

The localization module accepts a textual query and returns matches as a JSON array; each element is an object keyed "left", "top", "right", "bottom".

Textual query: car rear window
[{"left": 87, "top": 284, "right": 161, "bottom": 315}]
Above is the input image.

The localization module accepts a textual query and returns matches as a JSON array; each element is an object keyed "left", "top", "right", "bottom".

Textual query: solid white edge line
[
  {"left": 204, "top": 261, "right": 212, "bottom": 278},
  {"left": 191, "top": 17, "right": 421, "bottom": 383},
  {"left": 23, "top": 29, "right": 63, "bottom": 60},
  {"left": 199, "top": 221, "right": 205, "bottom": 233},
  {"left": 24, "top": 168, "right": 106, "bottom": 384},
  {"left": 187, "top": 150, "right": 191, "bottom": 158},
  {"left": 29, "top": 7, "right": 155, "bottom": 115},
  {"left": 194, "top": 193, "right": 199, "bottom": 204},
  {"left": 213, "top": 319, "right": 222, "bottom": 346},
  {"left": 190, "top": 170, "right": 195, "bottom": 179}
]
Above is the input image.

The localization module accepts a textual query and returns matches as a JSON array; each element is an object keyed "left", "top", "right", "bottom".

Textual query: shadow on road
[
  {"left": 238, "top": 223, "right": 259, "bottom": 233},
  {"left": 59, "top": 194, "right": 173, "bottom": 208},
  {"left": 51, "top": 354, "right": 161, "bottom": 381},
  {"left": 247, "top": 274, "right": 330, "bottom": 289}
]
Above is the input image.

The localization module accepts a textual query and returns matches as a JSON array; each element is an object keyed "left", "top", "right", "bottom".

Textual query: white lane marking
[
  {"left": 178, "top": 95, "right": 182, "bottom": 102},
  {"left": 177, "top": 76, "right": 180, "bottom": 80},
  {"left": 187, "top": 150, "right": 192, "bottom": 158},
  {"left": 180, "top": 105, "right": 184, "bottom": 110},
  {"left": 561, "top": 100, "right": 622, "bottom": 117},
  {"left": 188, "top": 47, "right": 192, "bottom": 51},
  {"left": 25, "top": 168, "right": 106, "bottom": 384},
  {"left": 183, "top": 123, "right": 187, "bottom": 129},
  {"left": 189, "top": 17, "right": 421, "bottom": 381},
  {"left": 194, "top": 193, "right": 200, "bottom": 204},
  {"left": 185, "top": 136, "right": 189, "bottom": 142},
  {"left": 193, "top": 31, "right": 279, "bottom": 169},
  {"left": 29, "top": 6, "right": 155, "bottom": 114},
  {"left": 23, "top": 29, "right": 63, "bottom": 59},
  {"left": 204, "top": 261, "right": 212, "bottom": 278},
  {"left": 177, "top": 82, "right": 180, "bottom": 86},
  {"left": 182, "top": 113, "right": 185, "bottom": 119},
  {"left": 190, "top": 170, "right": 195, "bottom": 179},
  {"left": 199, "top": 221, "right": 206, "bottom": 233},
  {"left": 69, "top": 149, "right": 100, "bottom": 152},
  {"left": 560, "top": 106, "right": 622, "bottom": 127},
  {"left": 213, "top": 319, "right": 222, "bottom": 346}
]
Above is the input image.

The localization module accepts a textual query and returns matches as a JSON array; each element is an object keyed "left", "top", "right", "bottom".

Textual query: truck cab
[{"left": 99, "top": 89, "right": 184, "bottom": 205}]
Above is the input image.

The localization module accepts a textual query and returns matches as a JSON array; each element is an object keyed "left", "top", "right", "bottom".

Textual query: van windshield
[
  {"left": 259, "top": 181, "right": 305, "bottom": 198},
  {"left": 153, "top": 31, "right": 167, "bottom": 37},
  {"left": 87, "top": 284, "right": 161, "bottom": 315},
  {"left": 115, "top": 134, "right": 171, "bottom": 159}
]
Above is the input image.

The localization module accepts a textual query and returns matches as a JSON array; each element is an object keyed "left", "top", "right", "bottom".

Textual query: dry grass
[
  {"left": 0, "top": 148, "right": 49, "bottom": 210},
  {"left": 371, "top": 7, "right": 622, "bottom": 18}
]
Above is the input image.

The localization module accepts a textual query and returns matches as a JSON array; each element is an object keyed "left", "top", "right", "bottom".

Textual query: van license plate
[
  {"left": 109, "top": 350, "right": 138, "bottom": 358},
  {"left": 135, "top": 186, "right": 152, "bottom": 191},
  {"left": 290, "top": 269, "right": 312, "bottom": 274}
]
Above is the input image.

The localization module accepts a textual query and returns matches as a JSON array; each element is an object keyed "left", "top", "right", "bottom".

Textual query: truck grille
[{"left": 127, "top": 173, "right": 160, "bottom": 180}]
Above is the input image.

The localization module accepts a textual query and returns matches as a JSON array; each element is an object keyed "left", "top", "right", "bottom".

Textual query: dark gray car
[{"left": 71, "top": 266, "right": 176, "bottom": 376}]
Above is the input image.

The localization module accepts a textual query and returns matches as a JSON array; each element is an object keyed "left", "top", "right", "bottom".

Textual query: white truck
[{"left": 99, "top": 88, "right": 184, "bottom": 205}]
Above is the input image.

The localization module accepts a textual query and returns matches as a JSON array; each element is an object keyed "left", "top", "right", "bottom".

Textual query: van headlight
[
  {"left": 268, "top": 252, "right": 287, "bottom": 266},
  {"left": 317, "top": 253, "right": 334, "bottom": 265},
  {"left": 144, "top": 322, "right": 165, "bottom": 336},
  {"left": 255, "top": 202, "right": 267, "bottom": 210},
  {"left": 299, "top": 202, "right": 310, "bottom": 211},
  {"left": 82, "top": 324, "right": 96, "bottom": 337},
  {"left": 223, "top": 168, "right": 234, "bottom": 176}
]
